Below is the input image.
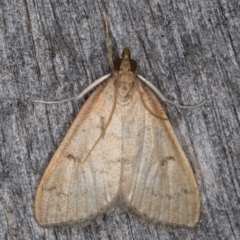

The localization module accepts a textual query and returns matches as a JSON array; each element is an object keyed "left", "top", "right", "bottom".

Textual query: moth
[{"left": 34, "top": 47, "right": 202, "bottom": 228}]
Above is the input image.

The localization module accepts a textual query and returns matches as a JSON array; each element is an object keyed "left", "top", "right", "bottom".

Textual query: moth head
[
  {"left": 113, "top": 48, "right": 138, "bottom": 104},
  {"left": 113, "top": 47, "right": 137, "bottom": 72}
]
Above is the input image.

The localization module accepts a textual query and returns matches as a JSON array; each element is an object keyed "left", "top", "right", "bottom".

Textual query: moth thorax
[
  {"left": 119, "top": 72, "right": 134, "bottom": 83},
  {"left": 120, "top": 58, "right": 131, "bottom": 72},
  {"left": 118, "top": 72, "right": 134, "bottom": 104}
]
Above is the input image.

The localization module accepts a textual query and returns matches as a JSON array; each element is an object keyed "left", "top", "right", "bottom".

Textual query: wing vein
[
  {"left": 45, "top": 164, "right": 62, "bottom": 224},
  {"left": 157, "top": 163, "right": 163, "bottom": 221},
  {"left": 130, "top": 107, "right": 146, "bottom": 205},
  {"left": 167, "top": 167, "right": 171, "bottom": 222},
  {"left": 76, "top": 163, "right": 80, "bottom": 220},
  {"left": 140, "top": 157, "right": 155, "bottom": 213},
  {"left": 149, "top": 163, "right": 160, "bottom": 219},
  {"left": 65, "top": 162, "right": 76, "bottom": 222},
  {"left": 82, "top": 166, "right": 88, "bottom": 217},
  {"left": 89, "top": 159, "right": 98, "bottom": 214}
]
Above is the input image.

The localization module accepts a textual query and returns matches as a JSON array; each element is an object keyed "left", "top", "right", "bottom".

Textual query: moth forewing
[
  {"left": 34, "top": 77, "right": 122, "bottom": 226},
  {"left": 121, "top": 79, "right": 200, "bottom": 227}
]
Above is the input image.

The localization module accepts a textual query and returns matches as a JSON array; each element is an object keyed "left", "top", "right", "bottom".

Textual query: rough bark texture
[{"left": 0, "top": 0, "right": 239, "bottom": 239}]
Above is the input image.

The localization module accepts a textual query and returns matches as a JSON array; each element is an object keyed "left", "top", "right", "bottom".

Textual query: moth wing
[
  {"left": 121, "top": 79, "right": 200, "bottom": 227},
  {"left": 34, "top": 77, "right": 122, "bottom": 226}
]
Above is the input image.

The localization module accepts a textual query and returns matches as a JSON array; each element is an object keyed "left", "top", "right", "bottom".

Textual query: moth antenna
[
  {"left": 82, "top": 79, "right": 118, "bottom": 164},
  {"left": 142, "top": 99, "right": 169, "bottom": 120},
  {"left": 148, "top": 1, "right": 160, "bottom": 32},
  {"left": 0, "top": 97, "right": 30, "bottom": 102},
  {"left": 138, "top": 75, "right": 208, "bottom": 109},
  {"left": 171, "top": 109, "right": 196, "bottom": 121},
  {"left": 132, "top": 75, "right": 169, "bottom": 121},
  {"left": 103, "top": 12, "right": 113, "bottom": 69},
  {"left": 33, "top": 74, "right": 110, "bottom": 104}
]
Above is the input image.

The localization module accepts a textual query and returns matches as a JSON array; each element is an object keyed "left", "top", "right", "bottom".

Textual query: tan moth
[
  {"left": 34, "top": 47, "right": 203, "bottom": 227},
  {"left": 34, "top": 16, "right": 205, "bottom": 228}
]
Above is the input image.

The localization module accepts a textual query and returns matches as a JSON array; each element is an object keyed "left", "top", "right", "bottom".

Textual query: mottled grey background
[{"left": 0, "top": 0, "right": 239, "bottom": 239}]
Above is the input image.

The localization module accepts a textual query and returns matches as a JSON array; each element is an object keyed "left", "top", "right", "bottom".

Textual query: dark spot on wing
[
  {"left": 67, "top": 154, "right": 76, "bottom": 162},
  {"left": 43, "top": 186, "right": 56, "bottom": 192},
  {"left": 161, "top": 156, "right": 175, "bottom": 166}
]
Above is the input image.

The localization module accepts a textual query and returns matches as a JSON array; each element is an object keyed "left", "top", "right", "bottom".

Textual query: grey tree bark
[{"left": 0, "top": 0, "right": 239, "bottom": 239}]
